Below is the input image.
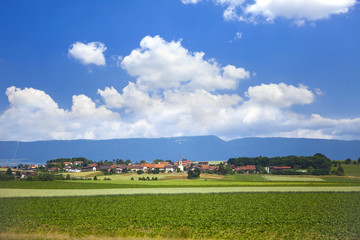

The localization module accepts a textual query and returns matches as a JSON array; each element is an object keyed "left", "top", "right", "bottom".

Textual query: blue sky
[{"left": 0, "top": 0, "right": 359, "bottom": 141}]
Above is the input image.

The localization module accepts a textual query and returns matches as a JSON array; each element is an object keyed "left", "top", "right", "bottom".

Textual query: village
[{"left": 0, "top": 155, "right": 296, "bottom": 180}]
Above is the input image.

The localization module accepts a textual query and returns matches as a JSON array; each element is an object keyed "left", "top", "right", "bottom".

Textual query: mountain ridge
[{"left": 0, "top": 136, "right": 359, "bottom": 166}]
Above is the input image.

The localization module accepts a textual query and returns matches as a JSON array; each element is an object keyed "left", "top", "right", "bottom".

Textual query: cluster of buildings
[
  {"left": 2, "top": 157, "right": 292, "bottom": 175},
  {"left": 83, "top": 158, "right": 219, "bottom": 174}
]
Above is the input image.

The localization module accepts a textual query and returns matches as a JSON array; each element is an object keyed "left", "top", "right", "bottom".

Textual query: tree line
[{"left": 228, "top": 153, "right": 332, "bottom": 175}]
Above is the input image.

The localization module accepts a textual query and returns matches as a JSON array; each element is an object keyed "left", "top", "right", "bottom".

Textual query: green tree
[
  {"left": 187, "top": 168, "right": 200, "bottom": 179},
  {"left": 116, "top": 159, "right": 125, "bottom": 164},
  {"left": 125, "top": 159, "right": 131, "bottom": 165},
  {"left": 93, "top": 176, "right": 98, "bottom": 180},
  {"left": 6, "top": 168, "right": 13, "bottom": 176},
  {"left": 153, "top": 159, "right": 164, "bottom": 164},
  {"left": 336, "top": 166, "right": 345, "bottom": 176},
  {"left": 345, "top": 158, "right": 351, "bottom": 164}
]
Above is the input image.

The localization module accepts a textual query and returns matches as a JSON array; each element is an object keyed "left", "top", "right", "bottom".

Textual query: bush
[
  {"left": 101, "top": 169, "right": 112, "bottom": 175},
  {"left": 6, "top": 168, "right": 13, "bottom": 176},
  {"left": 188, "top": 168, "right": 201, "bottom": 179},
  {"left": 39, "top": 173, "right": 55, "bottom": 181},
  {"left": 0, "top": 172, "right": 15, "bottom": 181},
  {"left": 336, "top": 166, "right": 345, "bottom": 176}
]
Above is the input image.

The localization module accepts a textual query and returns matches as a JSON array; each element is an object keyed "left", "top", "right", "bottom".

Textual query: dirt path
[{"left": 1, "top": 186, "right": 360, "bottom": 198}]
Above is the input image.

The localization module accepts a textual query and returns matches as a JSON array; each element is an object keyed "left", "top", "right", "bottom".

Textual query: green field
[
  {"left": 342, "top": 163, "right": 360, "bottom": 177},
  {"left": 265, "top": 175, "right": 325, "bottom": 182},
  {"left": 1, "top": 186, "right": 360, "bottom": 198},
  {"left": 1, "top": 172, "right": 360, "bottom": 190},
  {"left": 0, "top": 193, "right": 359, "bottom": 239}
]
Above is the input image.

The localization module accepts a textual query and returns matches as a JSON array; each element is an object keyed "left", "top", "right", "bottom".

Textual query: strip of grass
[
  {"left": 1, "top": 176, "right": 360, "bottom": 189},
  {"left": 265, "top": 175, "right": 325, "bottom": 182},
  {"left": 0, "top": 193, "right": 359, "bottom": 239},
  {"left": 1, "top": 186, "right": 360, "bottom": 198}
]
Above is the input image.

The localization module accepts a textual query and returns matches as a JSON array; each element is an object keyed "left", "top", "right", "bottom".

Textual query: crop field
[
  {"left": 265, "top": 175, "right": 325, "bottom": 182},
  {"left": 0, "top": 193, "right": 359, "bottom": 239},
  {"left": 66, "top": 171, "right": 101, "bottom": 178}
]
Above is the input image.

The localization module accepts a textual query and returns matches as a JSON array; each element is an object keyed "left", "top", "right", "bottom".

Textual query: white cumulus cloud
[
  {"left": 245, "top": 83, "right": 314, "bottom": 108},
  {"left": 121, "top": 35, "right": 250, "bottom": 92},
  {"left": 182, "top": 0, "right": 357, "bottom": 24},
  {"left": 68, "top": 41, "right": 107, "bottom": 66},
  {"left": 244, "top": 0, "right": 357, "bottom": 23}
]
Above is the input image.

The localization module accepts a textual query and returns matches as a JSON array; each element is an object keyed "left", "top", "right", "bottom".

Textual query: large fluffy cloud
[
  {"left": 182, "top": 0, "right": 357, "bottom": 24},
  {"left": 245, "top": 83, "right": 314, "bottom": 108},
  {"left": 1, "top": 35, "right": 360, "bottom": 141},
  {"left": 68, "top": 41, "right": 107, "bottom": 66},
  {"left": 244, "top": 0, "right": 357, "bottom": 23},
  {"left": 121, "top": 35, "right": 249, "bottom": 91}
]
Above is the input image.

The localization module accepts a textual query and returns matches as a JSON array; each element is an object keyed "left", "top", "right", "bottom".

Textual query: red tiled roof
[
  {"left": 201, "top": 165, "right": 210, "bottom": 170},
  {"left": 236, "top": 165, "right": 256, "bottom": 171},
  {"left": 209, "top": 166, "right": 217, "bottom": 170},
  {"left": 153, "top": 163, "right": 166, "bottom": 169},
  {"left": 182, "top": 160, "right": 193, "bottom": 165}
]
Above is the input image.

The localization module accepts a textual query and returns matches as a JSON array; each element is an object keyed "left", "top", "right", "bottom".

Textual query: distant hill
[{"left": 0, "top": 136, "right": 359, "bottom": 166}]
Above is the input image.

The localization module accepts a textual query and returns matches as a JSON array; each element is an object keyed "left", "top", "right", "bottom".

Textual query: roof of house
[
  {"left": 201, "top": 165, "right": 210, "bottom": 170},
  {"left": 236, "top": 165, "right": 256, "bottom": 171},
  {"left": 153, "top": 163, "right": 166, "bottom": 169}
]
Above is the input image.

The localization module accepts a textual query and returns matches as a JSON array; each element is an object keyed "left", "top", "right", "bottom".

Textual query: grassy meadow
[{"left": 342, "top": 163, "right": 360, "bottom": 177}]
